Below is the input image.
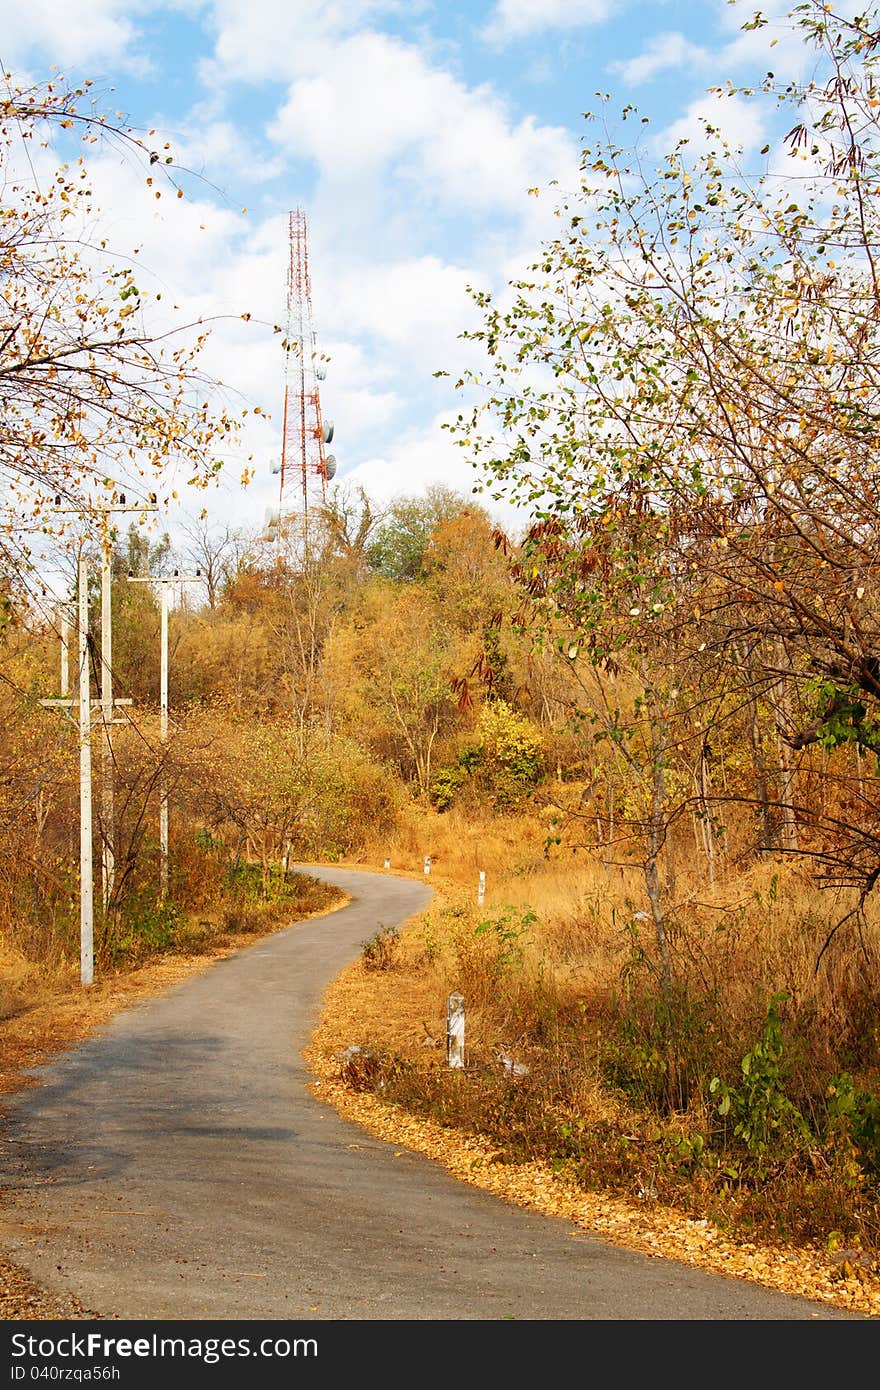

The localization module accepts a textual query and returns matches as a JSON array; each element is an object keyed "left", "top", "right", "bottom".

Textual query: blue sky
[{"left": 0, "top": 0, "right": 818, "bottom": 536}]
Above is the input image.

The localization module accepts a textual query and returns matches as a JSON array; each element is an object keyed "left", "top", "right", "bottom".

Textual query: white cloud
[
  {"left": 172, "top": 119, "right": 285, "bottom": 186},
  {"left": 268, "top": 31, "right": 577, "bottom": 216},
  {"left": 656, "top": 92, "right": 766, "bottom": 158},
  {"left": 317, "top": 256, "right": 478, "bottom": 360},
  {"left": 0, "top": 0, "right": 142, "bottom": 72},
  {"left": 203, "top": 0, "right": 406, "bottom": 83},
  {"left": 482, "top": 0, "right": 610, "bottom": 44},
  {"left": 612, "top": 32, "right": 710, "bottom": 86},
  {"left": 342, "top": 412, "right": 529, "bottom": 532}
]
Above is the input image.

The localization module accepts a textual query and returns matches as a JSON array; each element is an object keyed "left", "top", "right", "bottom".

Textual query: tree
[
  {"left": 366, "top": 485, "right": 473, "bottom": 581},
  {"left": 180, "top": 516, "right": 245, "bottom": 610},
  {"left": 317, "top": 483, "right": 378, "bottom": 569},
  {"left": 326, "top": 581, "right": 458, "bottom": 796},
  {"left": 451, "top": 2, "right": 880, "bottom": 928},
  {"left": 0, "top": 77, "right": 241, "bottom": 575},
  {"left": 424, "top": 507, "right": 521, "bottom": 708}
]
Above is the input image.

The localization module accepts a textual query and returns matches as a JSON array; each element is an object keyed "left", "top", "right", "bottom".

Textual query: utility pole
[
  {"left": 58, "top": 600, "right": 70, "bottom": 698},
  {"left": 77, "top": 555, "right": 94, "bottom": 986},
  {"left": 160, "top": 578, "right": 169, "bottom": 898},
  {"left": 101, "top": 541, "right": 114, "bottom": 912},
  {"left": 40, "top": 559, "right": 131, "bottom": 985},
  {"left": 93, "top": 499, "right": 157, "bottom": 910},
  {"left": 40, "top": 495, "right": 155, "bottom": 985},
  {"left": 127, "top": 569, "right": 201, "bottom": 897}
]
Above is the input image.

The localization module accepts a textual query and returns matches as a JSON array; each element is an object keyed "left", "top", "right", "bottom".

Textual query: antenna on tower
[{"left": 278, "top": 210, "right": 335, "bottom": 526}]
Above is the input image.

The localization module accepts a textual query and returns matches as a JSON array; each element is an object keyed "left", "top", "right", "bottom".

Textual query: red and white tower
[{"left": 278, "top": 208, "right": 335, "bottom": 517}]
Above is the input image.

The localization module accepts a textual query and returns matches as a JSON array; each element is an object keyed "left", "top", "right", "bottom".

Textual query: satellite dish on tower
[
  {"left": 316, "top": 366, "right": 327, "bottom": 381},
  {"left": 323, "top": 420, "right": 334, "bottom": 444},
  {"left": 325, "top": 455, "right": 337, "bottom": 481}
]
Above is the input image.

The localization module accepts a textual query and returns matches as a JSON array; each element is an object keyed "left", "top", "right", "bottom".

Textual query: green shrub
[
  {"left": 709, "top": 993, "right": 811, "bottom": 1160},
  {"left": 111, "top": 899, "right": 182, "bottom": 964},
  {"left": 361, "top": 923, "right": 401, "bottom": 971},
  {"left": 431, "top": 702, "right": 543, "bottom": 810},
  {"left": 824, "top": 1072, "right": 880, "bottom": 1177}
]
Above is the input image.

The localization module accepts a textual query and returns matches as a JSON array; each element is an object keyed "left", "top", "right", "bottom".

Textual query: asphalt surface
[{"left": 0, "top": 866, "right": 861, "bottom": 1320}]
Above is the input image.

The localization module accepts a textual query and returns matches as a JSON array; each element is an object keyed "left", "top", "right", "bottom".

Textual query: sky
[{"left": 0, "top": 0, "right": 824, "bottom": 543}]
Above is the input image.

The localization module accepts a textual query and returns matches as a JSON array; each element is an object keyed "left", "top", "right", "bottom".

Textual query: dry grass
[
  {"left": 365, "top": 807, "right": 880, "bottom": 1070},
  {"left": 322, "top": 802, "right": 880, "bottom": 1299},
  {"left": 308, "top": 945, "right": 880, "bottom": 1319},
  {"left": 350, "top": 801, "right": 880, "bottom": 1063}
]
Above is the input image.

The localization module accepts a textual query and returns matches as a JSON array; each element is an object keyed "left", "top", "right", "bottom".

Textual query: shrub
[
  {"left": 361, "top": 923, "right": 401, "bottom": 971},
  {"left": 709, "top": 994, "right": 811, "bottom": 1161},
  {"left": 825, "top": 1073, "right": 880, "bottom": 1178},
  {"left": 431, "top": 702, "right": 544, "bottom": 810}
]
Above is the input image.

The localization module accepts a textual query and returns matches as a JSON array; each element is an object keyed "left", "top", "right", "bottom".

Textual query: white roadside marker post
[
  {"left": 478, "top": 870, "right": 486, "bottom": 906},
  {"left": 446, "top": 992, "right": 465, "bottom": 1070}
]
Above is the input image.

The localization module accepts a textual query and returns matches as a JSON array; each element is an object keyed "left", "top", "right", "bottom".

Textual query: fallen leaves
[
  {"left": 306, "top": 1009, "right": 880, "bottom": 1320},
  {"left": 0, "top": 1259, "right": 94, "bottom": 1320}
]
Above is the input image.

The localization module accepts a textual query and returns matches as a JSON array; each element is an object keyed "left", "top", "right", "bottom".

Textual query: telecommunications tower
[{"left": 278, "top": 208, "right": 336, "bottom": 518}]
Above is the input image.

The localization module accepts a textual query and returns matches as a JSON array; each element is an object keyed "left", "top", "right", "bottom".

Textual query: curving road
[{"left": 0, "top": 867, "right": 860, "bottom": 1320}]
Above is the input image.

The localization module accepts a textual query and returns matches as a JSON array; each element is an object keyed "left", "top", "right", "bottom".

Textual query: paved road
[{"left": 0, "top": 867, "right": 859, "bottom": 1320}]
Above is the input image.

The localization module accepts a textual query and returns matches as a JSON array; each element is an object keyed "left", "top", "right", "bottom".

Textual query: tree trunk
[
  {"left": 771, "top": 643, "right": 799, "bottom": 852},
  {"left": 697, "top": 746, "right": 716, "bottom": 888},
  {"left": 737, "top": 641, "right": 773, "bottom": 850},
  {"left": 644, "top": 715, "right": 672, "bottom": 998},
  {"left": 776, "top": 727, "right": 799, "bottom": 852},
  {"left": 747, "top": 687, "right": 773, "bottom": 849}
]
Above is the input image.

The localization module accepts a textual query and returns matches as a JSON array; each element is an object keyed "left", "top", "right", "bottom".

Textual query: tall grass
[{"left": 342, "top": 805, "right": 880, "bottom": 1249}]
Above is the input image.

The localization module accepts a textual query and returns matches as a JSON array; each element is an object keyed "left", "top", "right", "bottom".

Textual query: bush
[
  {"left": 825, "top": 1072, "right": 880, "bottom": 1178},
  {"left": 431, "top": 703, "right": 544, "bottom": 811},
  {"left": 108, "top": 899, "right": 182, "bottom": 966},
  {"left": 361, "top": 923, "right": 401, "bottom": 971},
  {"left": 709, "top": 994, "right": 811, "bottom": 1161}
]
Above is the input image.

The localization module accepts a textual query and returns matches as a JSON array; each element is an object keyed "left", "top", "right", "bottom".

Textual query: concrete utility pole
[
  {"left": 77, "top": 556, "right": 94, "bottom": 986},
  {"left": 127, "top": 570, "right": 200, "bottom": 898},
  {"left": 41, "top": 559, "right": 131, "bottom": 986},
  {"left": 100, "top": 542, "right": 114, "bottom": 911},
  {"left": 41, "top": 495, "right": 155, "bottom": 984},
  {"left": 93, "top": 498, "right": 157, "bottom": 911},
  {"left": 160, "top": 579, "right": 169, "bottom": 896},
  {"left": 58, "top": 601, "right": 70, "bottom": 698},
  {"left": 41, "top": 569, "right": 94, "bottom": 984}
]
